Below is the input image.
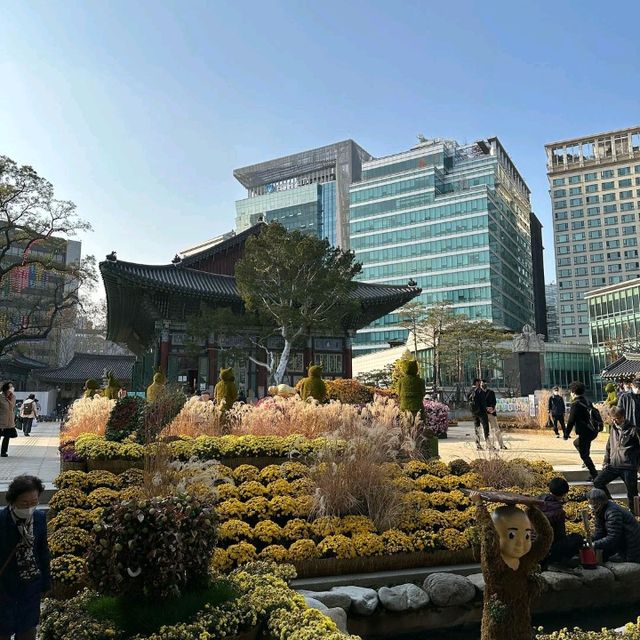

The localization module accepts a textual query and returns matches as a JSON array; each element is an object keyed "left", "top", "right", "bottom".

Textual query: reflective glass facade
[
  {"left": 586, "top": 279, "right": 640, "bottom": 395},
  {"left": 350, "top": 138, "right": 535, "bottom": 354}
]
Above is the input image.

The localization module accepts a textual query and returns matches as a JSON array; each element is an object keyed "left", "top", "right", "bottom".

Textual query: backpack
[
  {"left": 586, "top": 402, "right": 604, "bottom": 436},
  {"left": 22, "top": 401, "right": 34, "bottom": 416}
]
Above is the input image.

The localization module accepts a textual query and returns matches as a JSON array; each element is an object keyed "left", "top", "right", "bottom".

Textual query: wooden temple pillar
[
  {"left": 207, "top": 335, "right": 217, "bottom": 390},
  {"left": 159, "top": 324, "right": 171, "bottom": 375}
]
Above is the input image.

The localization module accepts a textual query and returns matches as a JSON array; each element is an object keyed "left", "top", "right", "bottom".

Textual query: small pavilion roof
[
  {"left": 36, "top": 352, "right": 136, "bottom": 384},
  {"left": 601, "top": 353, "right": 640, "bottom": 380}
]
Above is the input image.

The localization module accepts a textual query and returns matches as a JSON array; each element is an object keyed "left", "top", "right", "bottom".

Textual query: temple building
[{"left": 100, "top": 224, "right": 420, "bottom": 397}]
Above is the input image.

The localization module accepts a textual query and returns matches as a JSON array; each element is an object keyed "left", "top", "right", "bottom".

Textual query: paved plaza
[
  {"left": 0, "top": 421, "right": 60, "bottom": 487},
  {"left": 440, "top": 422, "right": 607, "bottom": 471}
]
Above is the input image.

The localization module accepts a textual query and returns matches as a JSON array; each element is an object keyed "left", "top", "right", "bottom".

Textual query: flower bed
[
  {"left": 41, "top": 562, "right": 360, "bottom": 640},
  {"left": 49, "top": 457, "right": 587, "bottom": 584},
  {"left": 536, "top": 618, "right": 640, "bottom": 639}
]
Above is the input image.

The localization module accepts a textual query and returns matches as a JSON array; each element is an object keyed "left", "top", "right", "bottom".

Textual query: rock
[
  {"left": 572, "top": 565, "right": 615, "bottom": 587},
  {"left": 604, "top": 561, "right": 640, "bottom": 583},
  {"left": 541, "top": 570, "right": 583, "bottom": 591},
  {"left": 304, "top": 596, "right": 329, "bottom": 613},
  {"left": 297, "top": 590, "right": 352, "bottom": 610},
  {"left": 467, "top": 573, "right": 485, "bottom": 593},
  {"left": 325, "top": 607, "right": 348, "bottom": 632},
  {"left": 331, "top": 586, "right": 379, "bottom": 616},
  {"left": 423, "top": 573, "right": 476, "bottom": 607},
  {"left": 378, "top": 584, "right": 430, "bottom": 612}
]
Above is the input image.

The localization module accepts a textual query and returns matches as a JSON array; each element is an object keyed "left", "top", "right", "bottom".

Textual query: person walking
[
  {"left": 618, "top": 379, "right": 640, "bottom": 428},
  {"left": 548, "top": 387, "right": 567, "bottom": 439},
  {"left": 593, "top": 406, "right": 640, "bottom": 510},
  {"left": 481, "top": 380, "right": 506, "bottom": 450},
  {"left": 468, "top": 378, "right": 489, "bottom": 450},
  {"left": 0, "top": 383, "right": 18, "bottom": 458},
  {"left": 566, "top": 381, "right": 600, "bottom": 480},
  {"left": 18, "top": 395, "right": 38, "bottom": 438},
  {"left": 0, "top": 475, "right": 51, "bottom": 640}
]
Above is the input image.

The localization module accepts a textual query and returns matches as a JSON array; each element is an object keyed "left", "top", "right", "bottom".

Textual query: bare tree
[{"left": 0, "top": 156, "right": 96, "bottom": 357}]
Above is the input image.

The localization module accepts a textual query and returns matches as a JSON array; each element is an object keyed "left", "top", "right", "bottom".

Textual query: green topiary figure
[
  {"left": 300, "top": 365, "right": 328, "bottom": 403},
  {"left": 397, "top": 359, "right": 425, "bottom": 415},
  {"left": 103, "top": 372, "right": 121, "bottom": 400},
  {"left": 604, "top": 383, "right": 618, "bottom": 407},
  {"left": 83, "top": 378, "right": 101, "bottom": 399},
  {"left": 215, "top": 368, "right": 238, "bottom": 410},
  {"left": 146, "top": 372, "right": 166, "bottom": 403}
]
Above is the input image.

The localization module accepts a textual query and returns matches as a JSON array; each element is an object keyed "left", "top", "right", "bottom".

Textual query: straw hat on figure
[{"left": 469, "top": 491, "right": 553, "bottom": 640}]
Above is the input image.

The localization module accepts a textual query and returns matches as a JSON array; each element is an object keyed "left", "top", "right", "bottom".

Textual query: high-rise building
[
  {"left": 234, "top": 140, "right": 372, "bottom": 248},
  {"left": 0, "top": 237, "right": 82, "bottom": 366},
  {"left": 349, "top": 137, "right": 539, "bottom": 355},
  {"left": 545, "top": 282, "right": 560, "bottom": 343},
  {"left": 545, "top": 125, "right": 640, "bottom": 343}
]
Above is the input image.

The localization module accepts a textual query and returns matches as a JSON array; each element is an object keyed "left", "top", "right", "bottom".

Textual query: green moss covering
[
  {"left": 397, "top": 359, "right": 425, "bottom": 415},
  {"left": 83, "top": 378, "right": 101, "bottom": 399},
  {"left": 300, "top": 365, "right": 328, "bottom": 402},
  {"left": 146, "top": 372, "right": 166, "bottom": 403},
  {"left": 214, "top": 368, "right": 238, "bottom": 410},
  {"left": 103, "top": 372, "right": 121, "bottom": 400},
  {"left": 604, "top": 382, "right": 618, "bottom": 407}
]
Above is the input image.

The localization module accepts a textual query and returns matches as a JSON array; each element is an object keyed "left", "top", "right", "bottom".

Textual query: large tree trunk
[{"left": 274, "top": 336, "right": 293, "bottom": 385}]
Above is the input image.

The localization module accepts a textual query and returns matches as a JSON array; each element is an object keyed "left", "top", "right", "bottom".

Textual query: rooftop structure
[{"left": 234, "top": 140, "right": 372, "bottom": 248}]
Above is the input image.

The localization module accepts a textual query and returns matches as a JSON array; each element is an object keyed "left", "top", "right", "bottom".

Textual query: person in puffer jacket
[
  {"left": 588, "top": 488, "right": 640, "bottom": 563},
  {"left": 593, "top": 406, "right": 640, "bottom": 509}
]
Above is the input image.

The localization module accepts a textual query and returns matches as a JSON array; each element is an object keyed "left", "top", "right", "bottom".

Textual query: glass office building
[
  {"left": 349, "top": 137, "right": 541, "bottom": 355},
  {"left": 586, "top": 278, "right": 640, "bottom": 395},
  {"left": 546, "top": 126, "right": 640, "bottom": 343},
  {"left": 545, "top": 282, "right": 560, "bottom": 343},
  {"left": 234, "top": 140, "right": 372, "bottom": 248}
]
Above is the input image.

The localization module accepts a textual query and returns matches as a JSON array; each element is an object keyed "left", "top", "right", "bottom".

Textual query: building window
[
  {"left": 618, "top": 167, "right": 631, "bottom": 176},
  {"left": 575, "top": 279, "right": 589, "bottom": 288},
  {"left": 605, "top": 228, "right": 619, "bottom": 237},
  {"left": 586, "top": 196, "right": 599, "bottom": 204},
  {"left": 585, "top": 172, "right": 598, "bottom": 181},
  {"left": 569, "top": 187, "right": 582, "bottom": 196},
  {"left": 570, "top": 209, "right": 584, "bottom": 218},
  {"left": 557, "top": 234, "right": 569, "bottom": 243},
  {"left": 572, "top": 232, "right": 586, "bottom": 241},
  {"left": 571, "top": 220, "right": 585, "bottom": 229},
  {"left": 591, "top": 265, "right": 605, "bottom": 275},
  {"left": 559, "top": 293, "right": 573, "bottom": 301},
  {"left": 557, "top": 246, "right": 570, "bottom": 254},
  {"left": 555, "top": 200, "right": 567, "bottom": 209},
  {"left": 624, "top": 249, "right": 639, "bottom": 258},
  {"left": 573, "top": 243, "right": 586, "bottom": 252},
  {"left": 558, "top": 257, "right": 571, "bottom": 266},
  {"left": 607, "top": 240, "right": 621, "bottom": 249},
  {"left": 604, "top": 216, "right": 618, "bottom": 225},
  {"left": 590, "top": 252, "right": 604, "bottom": 261},
  {"left": 624, "top": 237, "right": 638, "bottom": 247},
  {"left": 601, "top": 170, "right": 614, "bottom": 179},
  {"left": 570, "top": 198, "right": 583, "bottom": 207},
  {"left": 592, "top": 277, "right": 606, "bottom": 286},
  {"left": 620, "top": 190, "right": 633, "bottom": 199},
  {"left": 558, "top": 268, "right": 572, "bottom": 278},
  {"left": 588, "top": 230, "right": 602, "bottom": 239},
  {"left": 554, "top": 189, "right": 567, "bottom": 197},
  {"left": 619, "top": 178, "right": 633, "bottom": 187},
  {"left": 553, "top": 178, "right": 566, "bottom": 186},
  {"left": 603, "top": 194, "right": 616, "bottom": 203},
  {"left": 609, "top": 276, "right": 624, "bottom": 284},
  {"left": 587, "top": 206, "right": 601, "bottom": 216},
  {"left": 569, "top": 175, "right": 582, "bottom": 184},
  {"left": 607, "top": 251, "right": 621, "bottom": 260},
  {"left": 603, "top": 205, "right": 618, "bottom": 213},
  {"left": 623, "top": 225, "right": 636, "bottom": 235},
  {"left": 587, "top": 218, "right": 601, "bottom": 227},
  {"left": 573, "top": 255, "right": 587, "bottom": 264},
  {"left": 621, "top": 202, "right": 635, "bottom": 211},
  {"left": 555, "top": 211, "right": 568, "bottom": 220},
  {"left": 561, "top": 316, "right": 575, "bottom": 325},
  {"left": 555, "top": 223, "right": 569, "bottom": 232},
  {"left": 575, "top": 267, "right": 588, "bottom": 276},
  {"left": 562, "top": 328, "right": 576, "bottom": 337},
  {"left": 625, "top": 261, "right": 640, "bottom": 271}
]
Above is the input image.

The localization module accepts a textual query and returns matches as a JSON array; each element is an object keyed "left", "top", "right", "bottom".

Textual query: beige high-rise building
[{"left": 545, "top": 126, "right": 640, "bottom": 343}]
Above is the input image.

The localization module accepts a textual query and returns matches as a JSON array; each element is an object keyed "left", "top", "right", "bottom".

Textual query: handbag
[{"left": 0, "top": 428, "right": 18, "bottom": 439}]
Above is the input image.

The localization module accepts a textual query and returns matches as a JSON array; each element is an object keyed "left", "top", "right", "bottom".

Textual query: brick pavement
[
  {"left": 0, "top": 421, "right": 60, "bottom": 486},
  {"left": 440, "top": 421, "right": 608, "bottom": 471}
]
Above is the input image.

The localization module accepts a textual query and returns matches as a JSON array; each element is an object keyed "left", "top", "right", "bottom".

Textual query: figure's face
[
  {"left": 493, "top": 509, "right": 533, "bottom": 561},
  {"left": 614, "top": 414, "right": 625, "bottom": 426},
  {"left": 553, "top": 390, "right": 559, "bottom": 395}
]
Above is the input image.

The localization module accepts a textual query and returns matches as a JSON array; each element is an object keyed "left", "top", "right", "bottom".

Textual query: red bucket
[{"left": 579, "top": 547, "right": 598, "bottom": 569}]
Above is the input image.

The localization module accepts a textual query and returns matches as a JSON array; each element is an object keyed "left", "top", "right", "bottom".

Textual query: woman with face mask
[
  {"left": 0, "top": 475, "right": 50, "bottom": 640},
  {"left": 0, "top": 382, "right": 18, "bottom": 458}
]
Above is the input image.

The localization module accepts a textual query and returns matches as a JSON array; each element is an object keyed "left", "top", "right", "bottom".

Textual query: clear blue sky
[{"left": 1, "top": 0, "right": 639, "bottom": 286}]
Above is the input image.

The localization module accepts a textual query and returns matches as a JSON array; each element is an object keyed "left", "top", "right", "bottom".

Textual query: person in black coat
[
  {"left": 588, "top": 488, "right": 640, "bottom": 562},
  {"left": 566, "top": 381, "right": 599, "bottom": 479},
  {"left": 539, "top": 477, "right": 584, "bottom": 567},
  {"left": 481, "top": 380, "right": 506, "bottom": 449},
  {"left": 468, "top": 378, "right": 489, "bottom": 450},
  {"left": 593, "top": 406, "right": 640, "bottom": 509},
  {"left": 617, "top": 380, "right": 640, "bottom": 428},
  {"left": 548, "top": 387, "right": 567, "bottom": 439},
  {"left": 0, "top": 475, "right": 51, "bottom": 640}
]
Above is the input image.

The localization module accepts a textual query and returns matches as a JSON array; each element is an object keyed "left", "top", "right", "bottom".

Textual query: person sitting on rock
[
  {"left": 539, "top": 477, "right": 583, "bottom": 568},
  {"left": 588, "top": 488, "right": 640, "bottom": 563}
]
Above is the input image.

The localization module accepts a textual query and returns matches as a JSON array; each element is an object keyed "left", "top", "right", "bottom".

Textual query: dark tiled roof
[
  {"left": 180, "top": 224, "right": 265, "bottom": 268},
  {"left": 36, "top": 353, "right": 136, "bottom": 384},
  {"left": 601, "top": 354, "right": 640, "bottom": 379},
  {"left": 101, "top": 260, "right": 239, "bottom": 301},
  {"left": 100, "top": 259, "right": 421, "bottom": 306}
]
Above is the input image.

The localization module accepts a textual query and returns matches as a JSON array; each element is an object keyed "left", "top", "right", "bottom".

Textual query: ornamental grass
[{"left": 61, "top": 396, "right": 115, "bottom": 440}]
